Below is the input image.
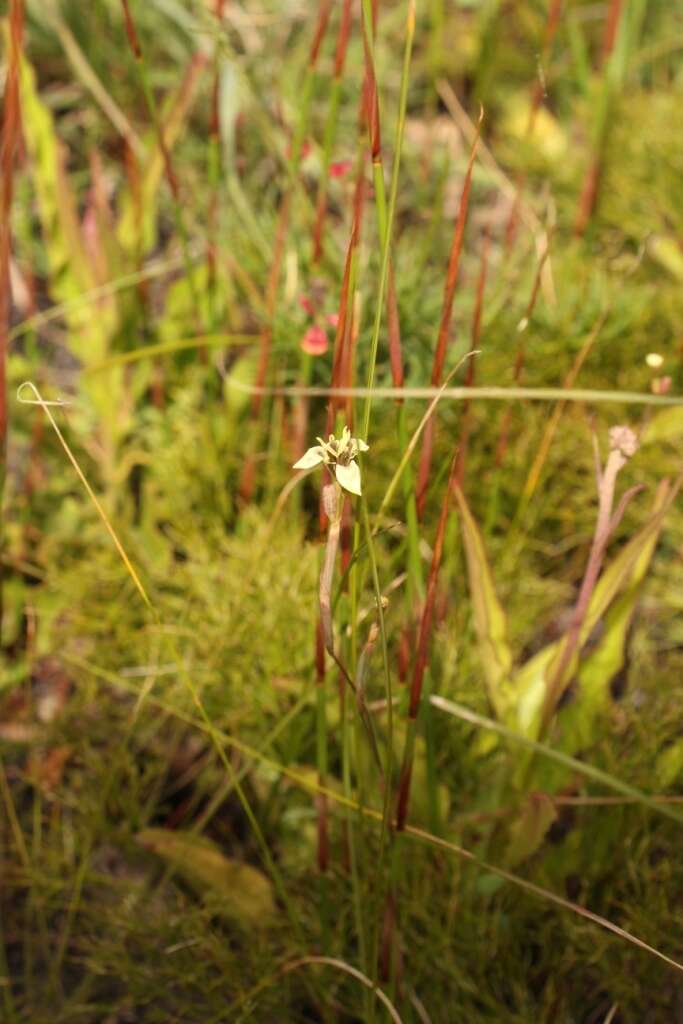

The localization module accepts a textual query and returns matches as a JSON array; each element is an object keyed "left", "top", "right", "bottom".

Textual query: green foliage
[{"left": 3, "top": 1, "right": 683, "bottom": 1021}]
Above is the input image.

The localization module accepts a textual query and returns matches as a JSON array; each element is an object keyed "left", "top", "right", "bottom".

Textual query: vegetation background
[{"left": 1, "top": 0, "right": 682, "bottom": 1021}]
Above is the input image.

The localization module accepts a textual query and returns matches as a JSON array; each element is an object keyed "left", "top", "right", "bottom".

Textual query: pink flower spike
[
  {"left": 330, "top": 159, "right": 352, "bottom": 178},
  {"left": 299, "top": 294, "right": 315, "bottom": 317},
  {"left": 300, "top": 324, "right": 328, "bottom": 356},
  {"left": 326, "top": 312, "right": 340, "bottom": 328}
]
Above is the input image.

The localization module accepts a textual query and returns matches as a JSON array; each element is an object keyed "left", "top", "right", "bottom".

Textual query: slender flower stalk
[
  {"left": 574, "top": 0, "right": 626, "bottom": 236},
  {"left": 541, "top": 425, "right": 641, "bottom": 731},
  {"left": 503, "top": 0, "right": 563, "bottom": 249}
]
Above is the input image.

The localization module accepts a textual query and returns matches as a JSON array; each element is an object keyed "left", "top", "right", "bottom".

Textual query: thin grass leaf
[
  {"left": 67, "top": 657, "right": 683, "bottom": 976},
  {"left": 429, "top": 696, "right": 683, "bottom": 826}
]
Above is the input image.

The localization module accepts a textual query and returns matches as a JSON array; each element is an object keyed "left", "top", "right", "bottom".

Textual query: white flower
[
  {"left": 293, "top": 426, "right": 369, "bottom": 496},
  {"left": 608, "top": 425, "right": 638, "bottom": 459}
]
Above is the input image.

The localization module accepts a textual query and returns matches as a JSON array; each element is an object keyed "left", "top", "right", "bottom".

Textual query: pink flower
[
  {"left": 299, "top": 294, "right": 315, "bottom": 317},
  {"left": 330, "top": 159, "right": 352, "bottom": 178},
  {"left": 326, "top": 312, "right": 340, "bottom": 328},
  {"left": 300, "top": 324, "right": 328, "bottom": 356}
]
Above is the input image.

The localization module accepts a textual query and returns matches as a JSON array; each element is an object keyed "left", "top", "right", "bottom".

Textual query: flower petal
[
  {"left": 335, "top": 460, "right": 361, "bottom": 496},
  {"left": 300, "top": 324, "right": 328, "bottom": 356},
  {"left": 329, "top": 159, "right": 352, "bottom": 179},
  {"left": 356, "top": 438, "right": 369, "bottom": 452},
  {"left": 293, "top": 446, "right": 325, "bottom": 470}
]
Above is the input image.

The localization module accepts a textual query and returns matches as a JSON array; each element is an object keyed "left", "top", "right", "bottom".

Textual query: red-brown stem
[
  {"left": 312, "top": 0, "right": 354, "bottom": 263},
  {"left": 120, "top": 0, "right": 142, "bottom": 59},
  {"left": 574, "top": 0, "right": 624, "bottom": 236},
  {"left": 0, "top": 0, "right": 23, "bottom": 460},
  {"left": 504, "top": 0, "right": 563, "bottom": 249},
  {"left": 573, "top": 157, "right": 601, "bottom": 239},
  {"left": 242, "top": 174, "right": 288, "bottom": 485},
  {"left": 23, "top": 409, "right": 45, "bottom": 500},
  {"left": 416, "top": 122, "right": 480, "bottom": 517},
  {"left": 379, "top": 890, "right": 400, "bottom": 983},
  {"left": 529, "top": 0, "right": 563, "bottom": 125},
  {"left": 455, "top": 231, "right": 489, "bottom": 487},
  {"left": 334, "top": 0, "right": 355, "bottom": 79},
  {"left": 310, "top": 0, "right": 333, "bottom": 67},
  {"left": 250, "top": 192, "right": 290, "bottom": 418},
  {"left": 397, "top": 626, "right": 412, "bottom": 683},
  {"left": 396, "top": 456, "right": 458, "bottom": 830},
  {"left": 207, "top": 0, "right": 226, "bottom": 316},
  {"left": 316, "top": 791, "right": 329, "bottom": 873},
  {"left": 0, "top": 0, "right": 23, "bottom": 643},
  {"left": 121, "top": 0, "right": 175, "bottom": 199},
  {"left": 601, "top": 0, "right": 623, "bottom": 65},
  {"left": 359, "top": 0, "right": 405, "bottom": 397},
  {"left": 241, "top": 190, "right": 290, "bottom": 501},
  {"left": 326, "top": 165, "right": 367, "bottom": 432},
  {"left": 410, "top": 461, "right": 457, "bottom": 720},
  {"left": 361, "top": 19, "right": 381, "bottom": 162},
  {"left": 386, "top": 263, "right": 405, "bottom": 392},
  {"left": 495, "top": 238, "right": 550, "bottom": 466}
]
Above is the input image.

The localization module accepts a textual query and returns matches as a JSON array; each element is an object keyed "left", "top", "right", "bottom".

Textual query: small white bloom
[
  {"left": 645, "top": 352, "right": 664, "bottom": 369},
  {"left": 335, "top": 460, "right": 361, "bottom": 496},
  {"left": 293, "top": 446, "right": 325, "bottom": 470},
  {"left": 292, "top": 426, "right": 369, "bottom": 496}
]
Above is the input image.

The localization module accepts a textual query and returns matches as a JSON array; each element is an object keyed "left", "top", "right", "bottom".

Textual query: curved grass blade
[
  {"left": 430, "top": 695, "right": 683, "bottom": 826},
  {"left": 65, "top": 655, "right": 683, "bottom": 977}
]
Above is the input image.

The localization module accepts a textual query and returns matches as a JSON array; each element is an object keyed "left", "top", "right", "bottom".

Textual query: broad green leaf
[
  {"left": 137, "top": 829, "right": 276, "bottom": 927},
  {"left": 506, "top": 792, "right": 557, "bottom": 867},
  {"left": 641, "top": 408, "right": 683, "bottom": 447},
  {"left": 501, "top": 91, "right": 567, "bottom": 162},
  {"left": 18, "top": 43, "right": 125, "bottom": 448},
  {"left": 506, "top": 643, "right": 558, "bottom": 740},
  {"left": 656, "top": 743, "right": 683, "bottom": 787},
  {"left": 18, "top": 47, "right": 106, "bottom": 358},
  {"left": 647, "top": 235, "right": 683, "bottom": 282},
  {"left": 224, "top": 351, "right": 259, "bottom": 414},
  {"left": 156, "top": 262, "right": 217, "bottom": 343},
  {"left": 454, "top": 487, "right": 513, "bottom": 718}
]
